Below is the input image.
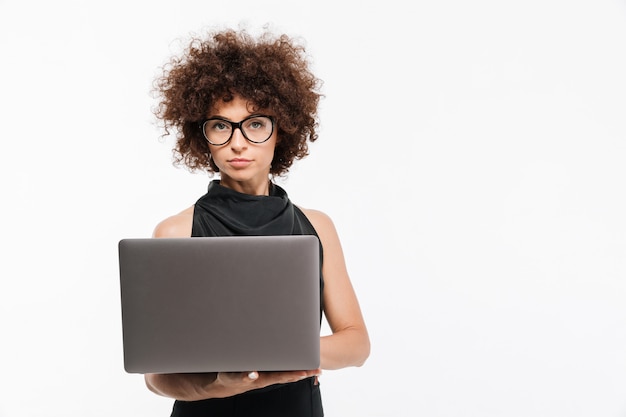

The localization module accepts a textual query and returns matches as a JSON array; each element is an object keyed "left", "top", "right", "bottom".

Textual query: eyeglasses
[{"left": 200, "top": 115, "right": 275, "bottom": 146}]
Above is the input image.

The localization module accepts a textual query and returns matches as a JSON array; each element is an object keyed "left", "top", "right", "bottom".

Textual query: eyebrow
[{"left": 206, "top": 113, "right": 271, "bottom": 121}]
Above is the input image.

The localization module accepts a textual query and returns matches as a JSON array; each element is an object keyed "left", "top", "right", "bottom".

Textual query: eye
[
  {"left": 244, "top": 116, "right": 270, "bottom": 130},
  {"left": 207, "top": 120, "right": 231, "bottom": 132}
]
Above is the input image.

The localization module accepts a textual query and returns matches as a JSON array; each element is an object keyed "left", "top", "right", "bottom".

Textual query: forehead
[{"left": 208, "top": 95, "right": 263, "bottom": 118}]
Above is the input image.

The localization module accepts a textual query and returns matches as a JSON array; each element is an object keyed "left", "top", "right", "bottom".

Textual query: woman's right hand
[{"left": 216, "top": 369, "right": 322, "bottom": 394}]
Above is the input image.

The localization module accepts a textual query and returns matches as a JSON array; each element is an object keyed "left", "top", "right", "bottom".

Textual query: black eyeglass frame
[{"left": 199, "top": 115, "right": 276, "bottom": 146}]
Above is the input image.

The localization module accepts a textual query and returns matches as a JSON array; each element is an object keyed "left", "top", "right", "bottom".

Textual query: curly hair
[{"left": 152, "top": 28, "right": 322, "bottom": 176}]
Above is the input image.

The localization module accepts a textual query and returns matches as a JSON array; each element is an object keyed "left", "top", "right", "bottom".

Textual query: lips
[{"left": 228, "top": 158, "right": 252, "bottom": 168}]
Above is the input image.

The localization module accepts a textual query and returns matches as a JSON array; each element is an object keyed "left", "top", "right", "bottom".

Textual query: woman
[{"left": 144, "top": 27, "right": 370, "bottom": 416}]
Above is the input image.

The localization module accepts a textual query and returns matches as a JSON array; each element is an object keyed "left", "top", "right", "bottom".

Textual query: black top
[
  {"left": 169, "top": 180, "right": 325, "bottom": 417},
  {"left": 192, "top": 180, "right": 320, "bottom": 238}
]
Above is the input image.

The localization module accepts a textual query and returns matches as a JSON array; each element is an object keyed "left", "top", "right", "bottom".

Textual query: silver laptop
[{"left": 118, "top": 235, "right": 321, "bottom": 374}]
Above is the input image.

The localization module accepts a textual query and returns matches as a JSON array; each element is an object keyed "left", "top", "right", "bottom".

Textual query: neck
[{"left": 218, "top": 177, "right": 271, "bottom": 196}]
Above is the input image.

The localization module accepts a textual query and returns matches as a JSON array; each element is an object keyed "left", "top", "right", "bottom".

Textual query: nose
[{"left": 229, "top": 127, "right": 248, "bottom": 150}]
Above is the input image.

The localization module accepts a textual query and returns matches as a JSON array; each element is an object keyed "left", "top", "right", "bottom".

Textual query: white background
[{"left": 1, "top": 1, "right": 626, "bottom": 416}]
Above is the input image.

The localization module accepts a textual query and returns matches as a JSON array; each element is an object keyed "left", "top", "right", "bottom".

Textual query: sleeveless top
[{"left": 169, "top": 180, "right": 325, "bottom": 417}]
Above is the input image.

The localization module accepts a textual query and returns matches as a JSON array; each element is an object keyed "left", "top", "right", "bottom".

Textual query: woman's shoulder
[
  {"left": 297, "top": 207, "right": 337, "bottom": 237},
  {"left": 153, "top": 206, "right": 194, "bottom": 238}
]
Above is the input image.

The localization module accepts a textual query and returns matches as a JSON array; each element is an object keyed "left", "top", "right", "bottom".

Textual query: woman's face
[{"left": 206, "top": 95, "right": 277, "bottom": 195}]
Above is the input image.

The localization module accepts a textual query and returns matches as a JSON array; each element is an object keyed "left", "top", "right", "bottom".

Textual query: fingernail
[{"left": 248, "top": 371, "right": 258, "bottom": 380}]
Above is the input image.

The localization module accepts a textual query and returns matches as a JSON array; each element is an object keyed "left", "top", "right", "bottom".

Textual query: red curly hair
[{"left": 152, "top": 28, "right": 322, "bottom": 176}]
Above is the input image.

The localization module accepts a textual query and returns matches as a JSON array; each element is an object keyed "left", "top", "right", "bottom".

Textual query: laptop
[{"left": 118, "top": 235, "right": 321, "bottom": 374}]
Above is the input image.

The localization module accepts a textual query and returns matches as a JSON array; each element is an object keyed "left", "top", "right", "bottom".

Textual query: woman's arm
[
  {"left": 145, "top": 372, "right": 217, "bottom": 400},
  {"left": 145, "top": 370, "right": 320, "bottom": 401},
  {"left": 301, "top": 208, "right": 371, "bottom": 370}
]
